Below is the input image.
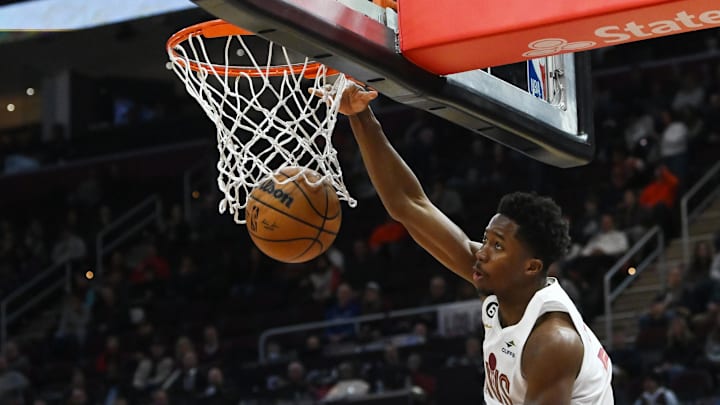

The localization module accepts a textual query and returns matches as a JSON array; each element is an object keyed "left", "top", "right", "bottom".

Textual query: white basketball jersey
[{"left": 481, "top": 277, "right": 614, "bottom": 405}]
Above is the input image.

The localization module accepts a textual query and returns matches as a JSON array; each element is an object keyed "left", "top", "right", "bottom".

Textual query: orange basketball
[{"left": 245, "top": 167, "right": 342, "bottom": 263}]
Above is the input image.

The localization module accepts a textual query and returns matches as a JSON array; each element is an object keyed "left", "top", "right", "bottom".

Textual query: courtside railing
[
  {"left": 603, "top": 226, "right": 665, "bottom": 350},
  {"left": 258, "top": 301, "right": 480, "bottom": 364},
  {"left": 681, "top": 161, "right": 720, "bottom": 267},
  {"left": 95, "top": 195, "right": 162, "bottom": 277},
  {"left": 1, "top": 261, "right": 72, "bottom": 350}
]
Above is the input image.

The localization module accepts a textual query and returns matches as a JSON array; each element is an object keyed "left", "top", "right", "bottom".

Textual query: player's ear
[{"left": 526, "top": 258, "right": 543, "bottom": 276}]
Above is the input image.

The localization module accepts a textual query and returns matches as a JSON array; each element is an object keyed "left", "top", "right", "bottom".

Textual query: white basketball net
[{"left": 168, "top": 29, "right": 356, "bottom": 224}]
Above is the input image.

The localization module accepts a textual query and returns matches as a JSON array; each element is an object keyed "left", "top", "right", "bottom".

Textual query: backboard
[{"left": 190, "top": 0, "right": 594, "bottom": 168}]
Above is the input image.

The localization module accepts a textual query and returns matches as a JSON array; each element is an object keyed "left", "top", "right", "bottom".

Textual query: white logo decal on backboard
[{"left": 523, "top": 38, "right": 597, "bottom": 58}]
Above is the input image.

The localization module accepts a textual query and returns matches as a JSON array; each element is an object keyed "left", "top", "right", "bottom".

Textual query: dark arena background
[{"left": 1, "top": 1, "right": 720, "bottom": 404}]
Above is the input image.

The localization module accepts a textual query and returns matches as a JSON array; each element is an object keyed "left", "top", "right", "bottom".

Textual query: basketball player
[{"left": 321, "top": 84, "right": 614, "bottom": 404}]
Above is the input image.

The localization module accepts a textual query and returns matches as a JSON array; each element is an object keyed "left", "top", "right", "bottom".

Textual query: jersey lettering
[
  {"left": 485, "top": 353, "right": 513, "bottom": 405},
  {"left": 597, "top": 347, "right": 610, "bottom": 370}
]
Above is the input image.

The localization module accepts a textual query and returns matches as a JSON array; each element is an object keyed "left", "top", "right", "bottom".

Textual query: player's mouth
[{"left": 472, "top": 263, "right": 485, "bottom": 281}]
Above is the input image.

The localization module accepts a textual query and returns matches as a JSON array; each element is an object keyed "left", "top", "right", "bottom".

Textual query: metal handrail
[
  {"left": 95, "top": 195, "right": 162, "bottom": 276},
  {"left": 1, "top": 262, "right": 72, "bottom": 350},
  {"left": 681, "top": 161, "right": 720, "bottom": 267},
  {"left": 258, "top": 302, "right": 473, "bottom": 364},
  {"left": 603, "top": 226, "right": 664, "bottom": 350}
]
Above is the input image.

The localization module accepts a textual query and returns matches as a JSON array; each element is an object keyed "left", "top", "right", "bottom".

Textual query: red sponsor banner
[{"left": 398, "top": 0, "right": 720, "bottom": 74}]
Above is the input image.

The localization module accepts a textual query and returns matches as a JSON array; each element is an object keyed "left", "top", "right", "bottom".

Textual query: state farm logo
[
  {"left": 524, "top": 9, "right": 720, "bottom": 58},
  {"left": 523, "top": 38, "right": 596, "bottom": 57}
]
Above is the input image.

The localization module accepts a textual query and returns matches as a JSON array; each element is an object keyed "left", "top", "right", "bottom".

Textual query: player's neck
[{"left": 496, "top": 277, "right": 547, "bottom": 328}]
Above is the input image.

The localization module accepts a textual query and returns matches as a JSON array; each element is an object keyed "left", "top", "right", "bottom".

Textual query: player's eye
[{"left": 495, "top": 242, "right": 503, "bottom": 250}]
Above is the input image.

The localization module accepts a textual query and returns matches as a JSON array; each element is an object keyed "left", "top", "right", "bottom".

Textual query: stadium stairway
[{"left": 591, "top": 195, "right": 720, "bottom": 344}]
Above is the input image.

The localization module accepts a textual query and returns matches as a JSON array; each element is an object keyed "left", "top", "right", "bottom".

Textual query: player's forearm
[{"left": 349, "top": 108, "right": 426, "bottom": 218}]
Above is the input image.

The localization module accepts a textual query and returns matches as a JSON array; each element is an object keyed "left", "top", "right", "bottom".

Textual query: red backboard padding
[{"left": 398, "top": 0, "right": 719, "bottom": 74}]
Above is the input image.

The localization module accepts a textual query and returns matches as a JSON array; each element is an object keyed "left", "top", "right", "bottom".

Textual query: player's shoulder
[
  {"left": 521, "top": 312, "right": 584, "bottom": 385},
  {"left": 526, "top": 312, "right": 583, "bottom": 359}
]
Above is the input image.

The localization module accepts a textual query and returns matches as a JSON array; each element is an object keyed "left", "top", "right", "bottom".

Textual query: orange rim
[{"left": 167, "top": 19, "right": 338, "bottom": 78}]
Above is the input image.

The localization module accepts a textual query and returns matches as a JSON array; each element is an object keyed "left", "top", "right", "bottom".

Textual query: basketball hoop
[{"left": 167, "top": 19, "right": 355, "bottom": 225}]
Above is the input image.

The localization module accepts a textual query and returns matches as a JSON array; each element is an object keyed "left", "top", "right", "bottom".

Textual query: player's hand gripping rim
[{"left": 309, "top": 79, "right": 378, "bottom": 116}]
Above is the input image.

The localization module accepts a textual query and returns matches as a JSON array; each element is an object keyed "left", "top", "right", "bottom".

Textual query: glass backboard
[{"left": 190, "top": 0, "right": 594, "bottom": 168}]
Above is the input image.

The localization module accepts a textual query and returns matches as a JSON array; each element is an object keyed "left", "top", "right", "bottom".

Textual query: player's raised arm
[{"left": 335, "top": 84, "right": 477, "bottom": 283}]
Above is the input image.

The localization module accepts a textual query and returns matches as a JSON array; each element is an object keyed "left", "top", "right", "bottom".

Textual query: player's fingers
[{"left": 363, "top": 90, "right": 379, "bottom": 101}]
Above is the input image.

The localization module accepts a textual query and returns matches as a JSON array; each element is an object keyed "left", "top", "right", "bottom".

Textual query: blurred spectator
[
  {"left": 659, "top": 316, "right": 701, "bottom": 376},
  {"left": 265, "top": 341, "right": 291, "bottom": 364},
  {"left": 132, "top": 338, "right": 174, "bottom": 393},
  {"left": 633, "top": 370, "right": 679, "bottom": 405},
  {"left": 711, "top": 231, "right": 720, "bottom": 281},
  {"left": 407, "top": 352, "right": 436, "bottom": 398},
  {"left": 198, "top": 367, "right": 229, "bottom": 405},
  {"left": 324, "top": 361, "right": 370, "bottom": 401},
  {"left": 358, "top": 281, "right": 391, "bottom": 342},
  {"left": 54, "top": 295, "right": 90, "bottom": 353},
  {"left": 3, "top": 341, "right": 30, "bottom": 375},
  {"left": 608, "top": 329, "right": 643, "bottom": 378},
  {"left": 654, "top": 265, "right": 693, "bottom": 318},
  {"left": 419, "top": 276, "right": 454, "bottom": 330},
  {"left": 173, "top": 255, "right": 202, "bottom": 299},
  {"left": 638, "top": 165, "right": 679, "bottom": 236},
  {"left": 571, "top": 196, "right": 601, "bottom": 246},
  {"left": 615, "top": 189, "right": 651, "bottom": 243},
  {"left": 366, "top": 344, "right": 409, "bottom": 392},
  {"left": 0, "top": 356, "right": 29, "bottom": 404},
  {"left": 66, "top": 387, "right": 88, "bottom": 405},
  {"left": 455, "top": 281, "right": 478, "bottom": 302},
  {"left": 51, "top": 227, "right": 87, "bottom": 265},
  {"left": 430, "top": 177, "right": 465, "bottom": 225},
  {"left": 360, "top": 281, "right": 389, "bottom": 315},
  {"left": 70, "top": 169, "right": 103, "bottom": 209},
  {"left": 173, "top": 336, "right": 195, "bottom": 365},
  {"left": 324, "top": 283, "right": 360, "bottom": 343},
  {"left": 273, "top": 361, "right": 315, "bottom": 401},
  {"left": 445, "top": 336, "right": 483, "bottom": 368},
  {"left": 368, "top": 215, "right": 409, "bottom": 255},
  {"left": 129, "top": 244, "right": 170, "bottom": 285},
  {"left": 199, "top": 325, "right": 222, "bottom": 365},
  {"left": 162, "top": 350, "right": 205, "bottom": 403},
  {"left": 671, "top": 74, "right": 704, "bottom": 112},
  {"left": 422, "top": 276, "right": 453, "bottom": 306},
  {"left": 624, "top": 106, "right": 656, "bottom": 153},
  {"left": 579, "top": 214, "right": 629, "bottom": 258},
  {"left": 22, "top": 219, "right": 47, "bottom": 262},
  {"left": 150, "top": 389, "right": 170, "bottom": 405},
  {"left": 303, "top": 255, "right": 341, "bottom": 304},
  {"left": 344, "top": 238, "right": 384, "bottom": 291},
  {"left": 658, "top": 109, "right": 689, "bottom": 185},
  {"left": 92, "top": 286, "right": 127, "bottom": 336},
  {"left": 95, "top": 335, "right": 123, "bottom": 378},
  {"left": 688, "top": 240, "right": 715, "bottom": 282},
  {"left": 160, "top": 203, "right": 192, "bottom": 248}
]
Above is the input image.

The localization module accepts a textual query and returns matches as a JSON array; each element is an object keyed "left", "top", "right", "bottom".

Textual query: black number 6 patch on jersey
[{"left": 486, "top": 302, "right": 498, "bottom": 318}]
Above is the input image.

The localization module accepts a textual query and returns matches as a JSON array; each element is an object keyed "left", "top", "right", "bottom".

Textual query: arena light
[{"left": 0, "top": 0, "right": 196, "bottom": 31}]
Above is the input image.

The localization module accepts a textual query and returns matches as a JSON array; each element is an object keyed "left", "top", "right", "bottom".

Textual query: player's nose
[{"left": 475, "top": 246, "right": 488, "bottom": 262}]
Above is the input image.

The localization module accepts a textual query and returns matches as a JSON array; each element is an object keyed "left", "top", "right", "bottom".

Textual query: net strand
[{"left": 169, "top": 31, "right": 356, "bottom": 224}]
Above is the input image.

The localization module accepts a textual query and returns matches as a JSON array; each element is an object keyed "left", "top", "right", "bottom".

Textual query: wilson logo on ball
[{"left": 259, "top": 179, "right": 295, "bottom": 208}]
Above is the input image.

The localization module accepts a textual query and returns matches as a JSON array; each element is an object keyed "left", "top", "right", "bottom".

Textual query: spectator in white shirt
[{"left": 581, "top": 214, "right": 629, "bottom": 257}]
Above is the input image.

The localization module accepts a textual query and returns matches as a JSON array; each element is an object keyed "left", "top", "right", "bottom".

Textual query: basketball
[{"left": 245, "top": 167, "right": 342, "bottom": 263}]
